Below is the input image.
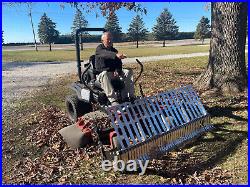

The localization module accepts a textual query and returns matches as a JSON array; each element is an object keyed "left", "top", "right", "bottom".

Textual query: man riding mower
[{"left": 59, "top": 28, "right": 214, "bottom": 163}]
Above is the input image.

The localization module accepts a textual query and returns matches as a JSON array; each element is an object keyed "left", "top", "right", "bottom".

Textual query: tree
[
  {"left": 71, "top": 9, "right": 88, "bottom": 50},
  {"left": 194, "top": 16, "right": 211, "bottom": 44},
  {"left": 38, "top": 13, "right": 59, "bottom": 51},
  {"left": 64, "top": 2, "right": 147, "bottom": 17},
  {"left": 153, "top": 8, "right": 179, "bottom": 47},
  {"left": 104, "top": 13, "right": 122, "bottom": 42},
  {"left": 195, "top": 2, "right": 247, "bottom": 94},
  {"left": 127, "top": 15, "right": 148, "bottom": 48}
]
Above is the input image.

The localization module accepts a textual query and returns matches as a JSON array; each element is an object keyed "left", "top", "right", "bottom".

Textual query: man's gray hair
[{"left": 101, "top": 32, "right": 112, "bottom": 41}]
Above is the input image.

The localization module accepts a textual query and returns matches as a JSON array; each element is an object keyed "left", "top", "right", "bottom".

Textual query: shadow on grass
[
  {"left": 206, "top": 105, "right": 247, "bottom": 122},
  {"left": 142, "top": 124, "right": 247, "bottom": 180}
]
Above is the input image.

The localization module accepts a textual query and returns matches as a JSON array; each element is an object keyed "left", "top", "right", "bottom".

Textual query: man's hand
[
  {"left": 116, "top": 53, "right": 127, "bottom": 59},
  {"left": 113, "top": 71, "right": 119, "bottom": 77}
]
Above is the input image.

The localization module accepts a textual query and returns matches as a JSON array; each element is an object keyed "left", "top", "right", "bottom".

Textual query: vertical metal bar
[
  {"left": 159, "top": 93, "right": 182, "bottom": 126},
  {"left": 183, "top": 86, "right": 203, "bottom": 116},
  {"left": 156, "top": 94, "right": 177, "bottom": 128},
  {"left": 116, "top": 105, "right": 137, "bottom": 145},
  {"left": 134, "top": 99, "right": 158, "bottom": 135},
  {"left": 187, "top": 85, "right": 207, "bottom": 115},
  {"left": 133, "top": 101, "right": 154, "bottom": 137},
  {"left": 127, "top": 103, "right": 147, "bottom": 140},
  {"left": 143, "top": 98, "right": 164, "bottom": 133},
  {"left": 146, "top": 98, "right": 167, "bottom": 132},
  {"left": 175, "top": 89, "right": 194, "bottom": 120},
  {"left": 168, "top": 90, "right": 189, "bottom": 123},
  {"left": 149, "top": 96, "right": 171, "bottom": 131},
  {"left": 110, "top": 109, "right": 131, "bottom": 147},
  {"left": 164, "top": 92, "right": 185, "bottom": 125},
  {"left": 106, "top": 109, "right": 126, "bottom": 150},
  {"left": 182, "top": 86, "right": 201, "bottom": 118}
]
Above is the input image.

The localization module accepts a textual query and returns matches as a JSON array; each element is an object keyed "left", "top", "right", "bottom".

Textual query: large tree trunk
[
  {"left": 194, "top": 2, "right": 247, "bottom": 94},
  {"left": 49, "top": 43, "right": 52, "bottom": 51},
  {"left": 136, "top": 40, "right": 138, "bottom": 48},
  {"left": 163, "top": 40, "right": 166, "bottom": 47}
]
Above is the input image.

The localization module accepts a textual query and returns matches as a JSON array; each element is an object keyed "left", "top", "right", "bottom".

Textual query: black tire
[{"left": 65, "top": 95, "right": 92, "bottom": 123}]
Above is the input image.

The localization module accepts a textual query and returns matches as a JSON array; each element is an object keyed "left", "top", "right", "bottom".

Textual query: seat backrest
[
  {"left": 89, "top": 55, "right": 101, "bottom": 75},
  {"left": 89, "top": 55, "right": 96, "bottom": 69}
]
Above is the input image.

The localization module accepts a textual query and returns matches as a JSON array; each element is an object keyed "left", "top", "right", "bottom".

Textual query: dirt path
[
  {"left": 2, "top": 52, "right": 209, "bottom": 104},
  {"left": 2, "top": 39, "right": 210, "bottom": 51}
]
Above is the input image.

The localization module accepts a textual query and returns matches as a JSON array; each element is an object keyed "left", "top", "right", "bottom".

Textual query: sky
[{"left": 2, "top": 2, "right": 211, "bottom": 43}]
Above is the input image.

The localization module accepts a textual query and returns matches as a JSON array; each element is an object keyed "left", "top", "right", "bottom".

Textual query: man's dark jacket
[{"left": 95, "top": 44, "right": 122, "bottom": 72}]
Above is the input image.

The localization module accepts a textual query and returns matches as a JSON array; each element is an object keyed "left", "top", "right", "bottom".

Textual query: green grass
[
  {"left": 2, "top": 45, "right": 209, "bottom": 62},
  {"left": 2, "top": 56, "right": 248, "bottom": 184}
]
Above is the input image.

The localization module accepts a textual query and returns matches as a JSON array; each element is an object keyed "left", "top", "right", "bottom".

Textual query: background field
[{"left": 2, "top": 44, "right": 209, "bottom": 62}]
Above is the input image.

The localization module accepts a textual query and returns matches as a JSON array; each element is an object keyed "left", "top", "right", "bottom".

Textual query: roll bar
[{"left": 75, "top": 28, "right": 106, "bottom": 82}]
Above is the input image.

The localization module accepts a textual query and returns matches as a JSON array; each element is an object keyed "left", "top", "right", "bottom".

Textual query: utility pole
[{"left": 27, "top": 3, "right": 38, "bottom": 51}]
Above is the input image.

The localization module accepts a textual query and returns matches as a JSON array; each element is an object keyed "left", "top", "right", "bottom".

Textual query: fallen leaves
[{"left": 7, "top": 106, "right": 100, "bottom": 184}]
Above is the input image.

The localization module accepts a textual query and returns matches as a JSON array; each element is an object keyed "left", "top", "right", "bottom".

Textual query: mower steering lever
[{"left": 134, "top": 59, "right": 144, "bottom": 84}]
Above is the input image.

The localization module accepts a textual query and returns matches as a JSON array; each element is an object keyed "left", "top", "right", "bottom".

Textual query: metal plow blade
[{"left": 105, "top": 85, "right": 214, "bottom": 161}]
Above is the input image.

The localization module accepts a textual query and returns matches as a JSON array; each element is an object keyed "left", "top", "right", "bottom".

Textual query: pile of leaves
[{"left": 8, "top": 106, "right": 100, "bottom": 184}]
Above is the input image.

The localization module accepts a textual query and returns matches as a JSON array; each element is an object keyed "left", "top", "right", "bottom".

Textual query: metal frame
[
  {"left": 75, "top": 28, "right": 106, "bottom": 82},
  {"left": 105, "top": 85, "right": 214, "bottom": 161}
]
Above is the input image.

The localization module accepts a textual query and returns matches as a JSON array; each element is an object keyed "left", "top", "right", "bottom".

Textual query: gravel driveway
[{"left": 2, "top": 52, "right": 209, "bottom": 104}]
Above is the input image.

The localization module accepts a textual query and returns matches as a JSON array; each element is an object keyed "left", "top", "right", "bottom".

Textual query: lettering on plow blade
[
  {"left": 104, "top": 85, "right": 214, "bottom": 162},
  {"left": 101, "top": 156, "right": 149, "bottom": 175}
]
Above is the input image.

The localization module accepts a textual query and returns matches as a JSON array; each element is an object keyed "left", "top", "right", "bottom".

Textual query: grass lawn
[
  {"left": 2, "top": 45, "right": 209, "bottom": 62},
  {"left": 2, "top": 56, "right": 247, "bottom": 184}
]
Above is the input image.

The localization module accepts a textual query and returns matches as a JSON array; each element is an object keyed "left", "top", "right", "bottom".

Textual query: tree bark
[
  {"left": 163, "top": 40, "right": 165, "bottom": 47},
  {"left": 194, "top": 2, "right": 248, "bottom": 94},
  {"left": 49, "top": 43, "right": 52, "bottom": 51},
  {"left": 136, "top": 40, "right": 138, "bottom": 48}
]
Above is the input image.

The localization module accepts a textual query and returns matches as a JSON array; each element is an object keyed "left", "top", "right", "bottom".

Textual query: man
[{"left": 95, "top": 32, "right": 135, "bottom": 106}]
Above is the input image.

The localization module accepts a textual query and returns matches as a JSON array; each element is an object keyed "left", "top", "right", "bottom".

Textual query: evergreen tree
[
  {"left": 71, "top": 9, "right": 88, "bottom": 50},
  {"left": 194, "top": 16, "right": 210, "bottom": 44},
  {"left": 153, "top": 8, "right": 179, "bottom": 47},
  {"left": 38, "top": 13, "right": 59, "bottom": 51},
  {"left": 104, "top": 13, "right": 122, "bottom": 42},
  {"left": 127, "top": 15, "right": 148, "bottom": 48}
]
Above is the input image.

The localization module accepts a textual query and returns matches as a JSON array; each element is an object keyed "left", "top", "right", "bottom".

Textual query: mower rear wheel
[{"left": 65, "top": 95, "right": 92, "bottom": 123}]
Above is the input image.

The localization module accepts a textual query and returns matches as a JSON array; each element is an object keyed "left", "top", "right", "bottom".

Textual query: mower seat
[{"left": 89, "top": 55, "right": 101, "bottom": 76}]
